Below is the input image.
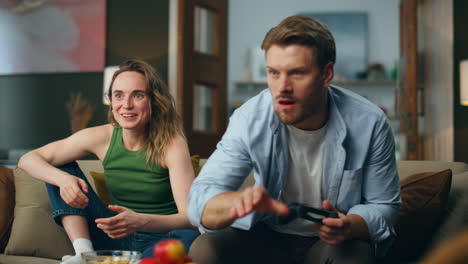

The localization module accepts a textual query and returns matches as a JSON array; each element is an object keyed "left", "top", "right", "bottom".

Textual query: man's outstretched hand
[{"left": 229, "top": 186, "right": 289, "bottom": 219}]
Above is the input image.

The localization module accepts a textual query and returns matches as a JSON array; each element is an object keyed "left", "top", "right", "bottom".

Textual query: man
[{"left": 187, "top": 15, "right": 401, "bottom": 264}]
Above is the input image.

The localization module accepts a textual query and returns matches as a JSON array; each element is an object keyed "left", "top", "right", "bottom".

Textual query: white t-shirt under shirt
[{"left": 268, "top": 123, "right": 327, "bottom": 236}]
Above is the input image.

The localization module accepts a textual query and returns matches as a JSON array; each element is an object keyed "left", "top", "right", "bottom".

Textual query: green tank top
[{"left": 102, "top": 126, "right": 178, "bottom": 215}]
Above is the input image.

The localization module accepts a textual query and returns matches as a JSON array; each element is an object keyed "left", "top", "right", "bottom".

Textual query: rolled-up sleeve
[
  {"left": 348, "top": 118, "right": 401, "bottom": 257},
  {"left": 187, "top": 110, "right": 253, "bottom": 230}
]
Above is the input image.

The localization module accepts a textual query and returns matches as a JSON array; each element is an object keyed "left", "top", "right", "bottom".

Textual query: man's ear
[{"left": 322, "top": 62, "right": 334, "bottom": 87}]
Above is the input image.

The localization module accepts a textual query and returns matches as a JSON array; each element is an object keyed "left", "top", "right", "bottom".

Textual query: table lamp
[
  {"left": 461, "top": 59, "right": 468, "bottom": 106},
  {"left": 102, "top": 66, "right": 119, "bottom": 105}
]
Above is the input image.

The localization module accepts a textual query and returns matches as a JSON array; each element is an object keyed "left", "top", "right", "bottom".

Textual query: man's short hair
[{"left": 261, "top": 15, "right": 336, "bottom": 69}]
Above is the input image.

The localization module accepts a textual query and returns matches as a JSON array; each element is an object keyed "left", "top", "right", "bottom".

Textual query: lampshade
[
  {"left": 102, "top": 65, "right": 120, "bottom": 105},
  {"left": 461, "top": 59, "right": 468, "bottom": 106}
]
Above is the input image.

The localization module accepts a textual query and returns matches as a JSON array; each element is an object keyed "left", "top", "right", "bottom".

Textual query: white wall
[
  {"left": 420, "top": 0, "right": 454, "bottom": 161},
  {"left": 228, "top": 0, "right": 400, "bottom": 104}
]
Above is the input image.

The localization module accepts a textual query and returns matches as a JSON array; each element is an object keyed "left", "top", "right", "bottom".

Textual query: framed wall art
[
  {"left": 299, "top": 12, "right": 368, "bottom": 80},
  {"left": 0, "top": 0, "right": 106, "bottom": 75}
]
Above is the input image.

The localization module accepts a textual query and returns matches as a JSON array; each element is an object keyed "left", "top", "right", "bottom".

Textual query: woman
[{"left": 18, "top": 59, "right": 199, "bottom": 264}]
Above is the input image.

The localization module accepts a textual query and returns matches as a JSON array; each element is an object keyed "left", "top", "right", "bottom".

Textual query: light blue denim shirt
[{"left": 188, "top": 86, "right": 401, "bottom": 257}]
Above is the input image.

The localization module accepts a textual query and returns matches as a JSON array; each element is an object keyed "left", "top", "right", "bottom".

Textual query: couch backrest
[
  {"left": 198, "top": 159, "right": 468, "bottom": 187},
  {"left": 397, "top": 160, "right": 468, "bottom": 179},
  {"left": 77, "top": 159, "right": 468, "bottom": 192}
]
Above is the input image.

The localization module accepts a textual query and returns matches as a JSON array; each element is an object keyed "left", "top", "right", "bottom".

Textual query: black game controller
[{"left": 274, "top": 202, "right": 339, "bottom": 225}]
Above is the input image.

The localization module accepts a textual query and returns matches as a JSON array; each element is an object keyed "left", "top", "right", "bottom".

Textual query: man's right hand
[
  {"left": 57, "top": 175, "right": 89, "bottom": 209},
  {"left": 229, "top": 186, "right": 289, "bottom": 219}
]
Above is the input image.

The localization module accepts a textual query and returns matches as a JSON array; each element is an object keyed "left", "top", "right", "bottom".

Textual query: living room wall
[
  {"left": 227, "top": 0, "right": 399, "bottom": 108},
  {"left": 420, "top": 0, "right": 454, "bottom": 161},
  {"left": 0, "top": 0, "right": 169, "bottom": 154}
]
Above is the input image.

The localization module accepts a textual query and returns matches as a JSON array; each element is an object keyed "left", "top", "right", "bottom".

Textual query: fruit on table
[
  {"left": 153, "top": 239, "right": 186, "bottom": 264},
  {"left": 139, "top": 258, "right": 159, "bottom": 264},
  {"left": 90, "top": 259, "right": 130, "bottom": 264},
  {"left": 183, "top": 255, "right": 192, "bottom": 263}
]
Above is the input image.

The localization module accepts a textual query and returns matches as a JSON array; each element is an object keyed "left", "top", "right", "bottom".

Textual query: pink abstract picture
[{"left": 0, "top": 0, "right": 106, "bottom": 75}]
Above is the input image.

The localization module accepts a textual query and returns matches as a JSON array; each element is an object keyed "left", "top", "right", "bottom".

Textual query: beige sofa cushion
[
  {"left": 450, "top": 170, "right": 468, "bottom": 199},
  {"left": 0, "top": 254, "right": 60, "bottom": 264},
  {"left": 0, "top": 165, "right": 14, "bottom": 253},
  {"left": 4, "top": 168, "right": 74, "bottom": 260},
  {"left": 419, "top": 228, "right": 468, "bottom": 264}
]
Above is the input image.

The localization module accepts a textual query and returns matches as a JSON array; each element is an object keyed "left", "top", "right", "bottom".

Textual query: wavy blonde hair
[{"left": 107, "top": 59, "right": 184, "bottom": 167}]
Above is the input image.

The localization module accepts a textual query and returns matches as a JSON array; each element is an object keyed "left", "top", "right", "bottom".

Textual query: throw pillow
[
  {"left": 191, "top": 155, "right": 201, "bottom": 176},
  {"left": 384, "top": 169, "right": 452, "bottom": 262},
  {"left": 89, "top": 171, "right": 110, "bottom": 206},
  {"left": 0, "top": 165, "right": 15, "bottom": 253},
  {"left": 4, "top": 168, "right": 74, "bottom": 259}
]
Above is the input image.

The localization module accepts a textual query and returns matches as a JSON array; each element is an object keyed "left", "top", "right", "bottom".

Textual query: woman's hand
[
  {"left": 57, "top": 175, "right": 89, "bottom": 209},
  {"left": 95, "top": 205, "right": 146, "bottom": 239}
]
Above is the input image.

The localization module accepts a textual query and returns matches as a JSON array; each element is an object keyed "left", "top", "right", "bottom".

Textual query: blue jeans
[{"left": 45, "top": 162, "right": 199, "bottom": 257}]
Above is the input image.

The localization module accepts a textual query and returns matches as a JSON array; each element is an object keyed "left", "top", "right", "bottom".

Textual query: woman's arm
[
  {"left": 17, "top": 125, "right": 112, "bottom": 208},
  {"left": 140, "top": 134, "right": 195, "bottom": 231}
]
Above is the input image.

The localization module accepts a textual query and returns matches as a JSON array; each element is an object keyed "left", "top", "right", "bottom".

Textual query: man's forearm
[
  {"left": 201, "top": 191, "right": 241, "bottom": 229},
  {"left": 347, "top": 214, "right": 370, "bottom": 241}
]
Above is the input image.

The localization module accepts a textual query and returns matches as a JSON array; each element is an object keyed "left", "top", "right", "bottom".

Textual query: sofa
[{"left": 1, "top": 159, "right": 468, "bottom": 264}]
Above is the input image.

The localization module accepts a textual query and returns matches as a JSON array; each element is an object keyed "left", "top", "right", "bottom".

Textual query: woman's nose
[{"left": 123, "top": 97, "right": 133, "bottom": 108}]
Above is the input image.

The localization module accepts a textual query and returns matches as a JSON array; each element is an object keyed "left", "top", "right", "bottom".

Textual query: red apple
[
  {"left": 153, "top": 239, "right": 186, "bottom": 264},
  {"left": 139, "top": 257, "right": 159, "bottom": 264},
  {"left": 183, "top": 255, "right": 192, "bottom": 263}
]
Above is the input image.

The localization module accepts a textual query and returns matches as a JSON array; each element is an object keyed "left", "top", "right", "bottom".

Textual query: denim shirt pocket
[{"left": 337, "top": 168, "right": 363, "bottom": 211}]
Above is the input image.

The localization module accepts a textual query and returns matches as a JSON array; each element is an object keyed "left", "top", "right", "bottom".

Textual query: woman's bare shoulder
[
  {"left": 72, "top": 124, "right": 114, "bottom": 158},
  {"left": 164, "top": 133, "right": 190, "bottom": 166},
  {"left": 78, "top": 124, "right": 112, "bottom": 136},
  {"left": 70, "top": 124, "right": 113, "bottom": 146},
  {"left": 168, "top": 133, "right": 188, "bottom": 150}
]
